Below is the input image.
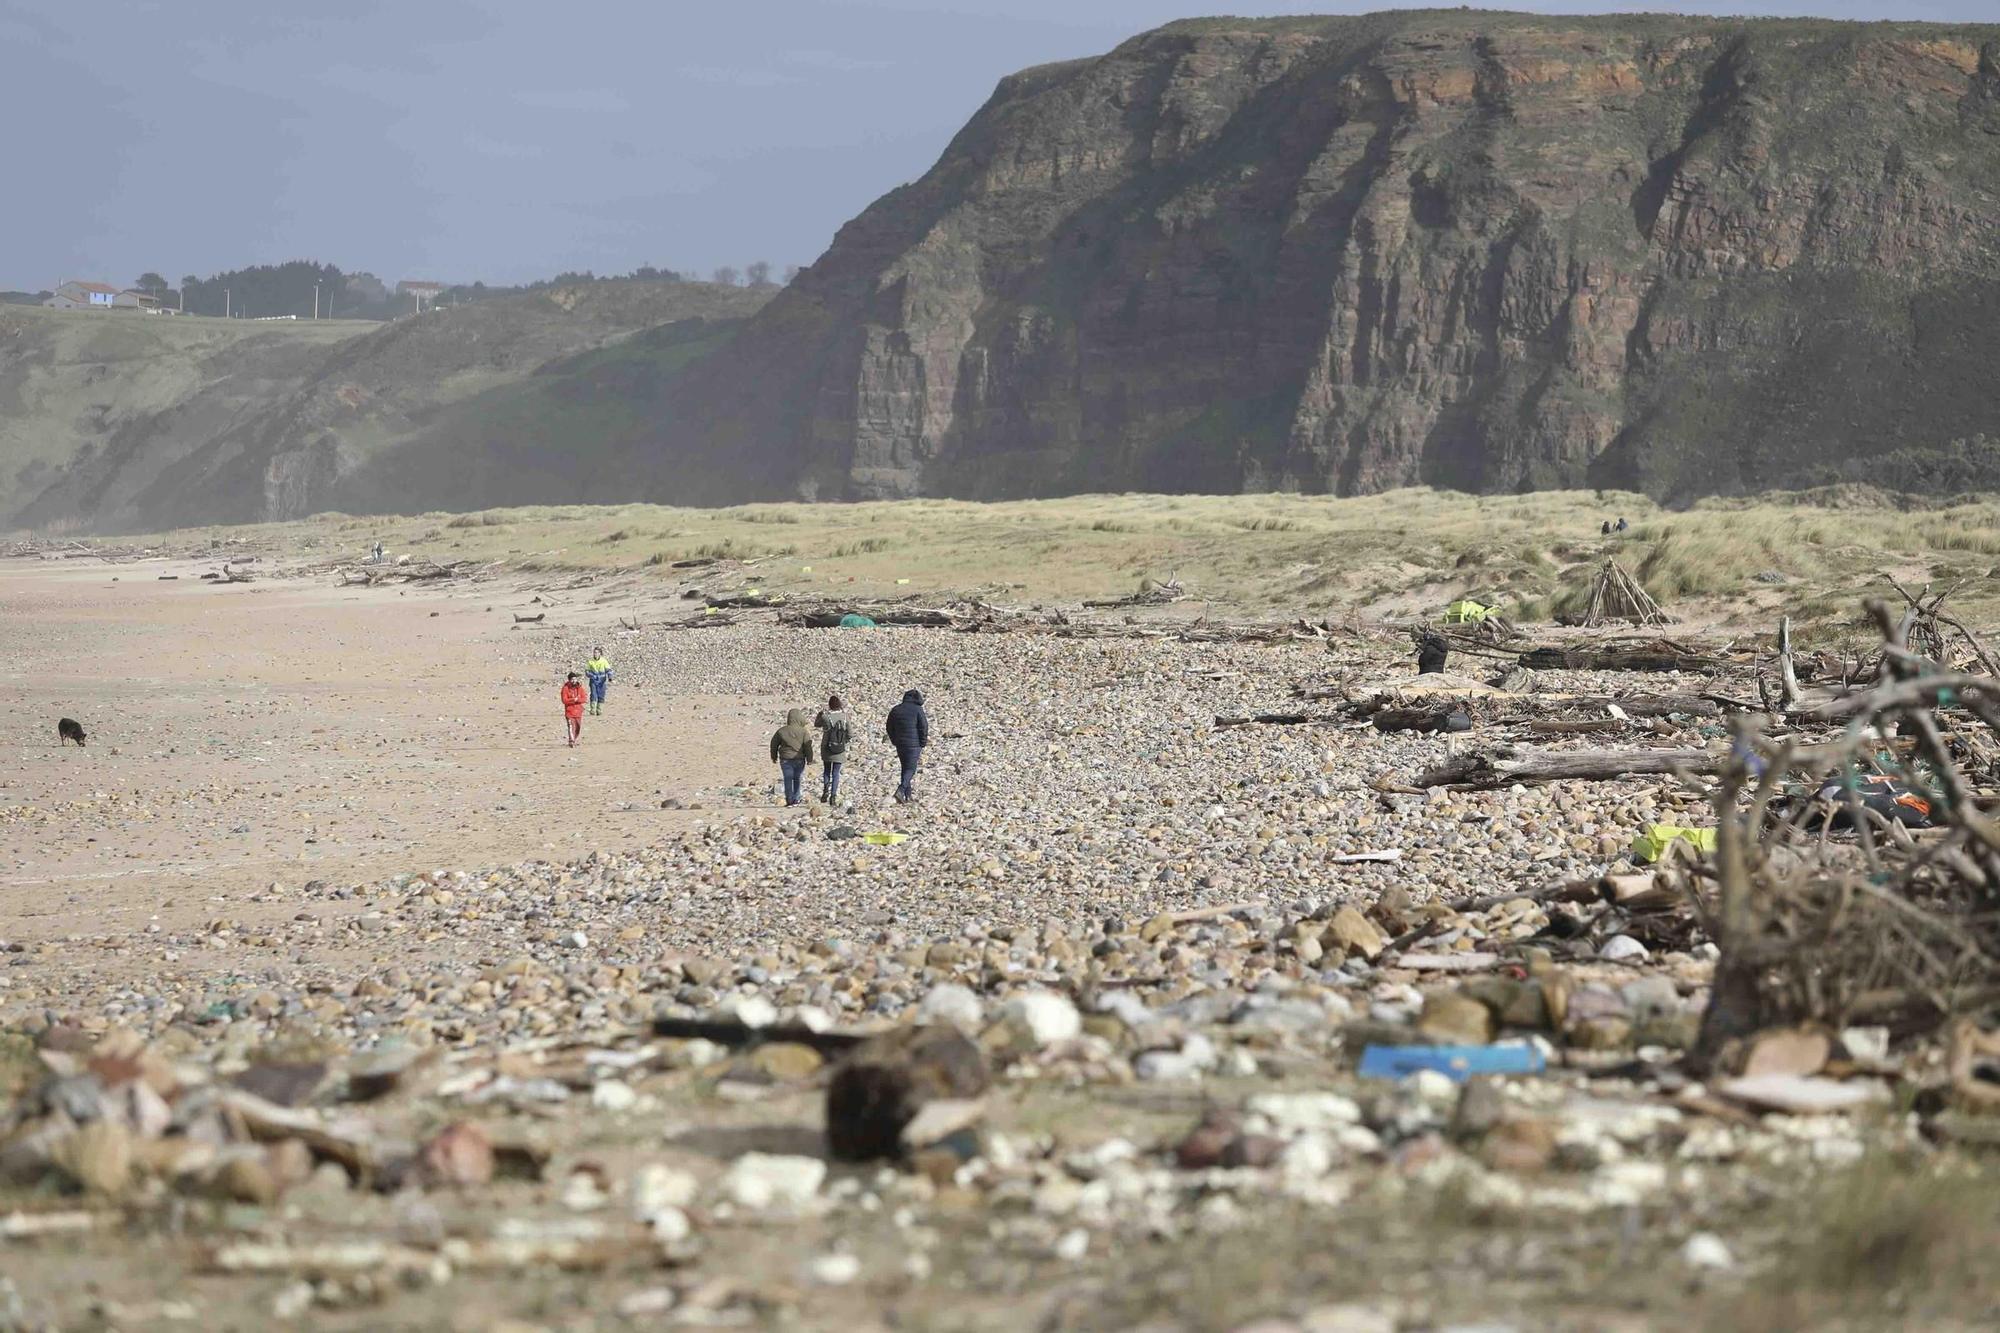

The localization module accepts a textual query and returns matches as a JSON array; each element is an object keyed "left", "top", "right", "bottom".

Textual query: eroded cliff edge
[{"left": 664, "top": 11, "right": 2000, "bottom": 503}]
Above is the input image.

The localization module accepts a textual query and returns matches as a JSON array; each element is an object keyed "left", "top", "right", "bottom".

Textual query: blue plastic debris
[{"left": 1358, "top": 1042, "right": 1546, "bottom": 1082}]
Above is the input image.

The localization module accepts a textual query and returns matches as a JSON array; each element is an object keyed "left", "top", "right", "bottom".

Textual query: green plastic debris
[
  {"left": 1630, "top": 824, "right": 1718, "bottom": 864},
  {"left": 1442, "top": 599, "right": 1491, "bottom": 625},
  {"left": 838, "top": 613, "right": 877, "bottom": 628}
]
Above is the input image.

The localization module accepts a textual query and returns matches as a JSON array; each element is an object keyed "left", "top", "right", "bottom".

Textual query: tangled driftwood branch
[{"left": 1686, "top": 598, "right": 2000, "bottom": 1071}]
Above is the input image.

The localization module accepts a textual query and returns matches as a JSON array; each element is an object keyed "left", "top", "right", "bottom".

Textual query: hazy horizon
[{"left": 4, "top": 0, "right": 1990, "bottom": 293}]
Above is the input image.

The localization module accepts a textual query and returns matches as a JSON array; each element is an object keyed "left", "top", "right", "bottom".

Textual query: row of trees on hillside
[
  {"left": 171, "top": 263, "right": 386, "bottom": 319},
  {"left": 439, "top": 262, "right": 802, "bottom": 307},
  {"left": 709, "top": 261, "right": 799, "bottom": 288},
  {"left": 105, "top": 259, "right": 806, "bottom": 319}
]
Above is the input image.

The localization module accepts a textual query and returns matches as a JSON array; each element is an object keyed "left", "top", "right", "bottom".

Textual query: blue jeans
[
  {"left": 895, "top": 749, "right": 920, "bottom": 802},
  {"left": 822, "top": 761, "right": 843, "bottom": 803},
  {"left": 589, "top": 678, "right": 608, "bottom": 704},
  {"left": 780, "top": 758, "right": 805, "bottom": 805}
]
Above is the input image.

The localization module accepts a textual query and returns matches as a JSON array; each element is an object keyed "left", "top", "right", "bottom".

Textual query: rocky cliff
[
  {"left": 13, "top": 11, "right": 2000, "bottom": 531},
  {"left": 660, "top": 10, "right": 2000, "bottom": 503}
]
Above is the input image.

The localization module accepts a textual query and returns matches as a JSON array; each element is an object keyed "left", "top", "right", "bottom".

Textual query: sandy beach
[{"left": 0, "top": 556, "right": 764, "bottom": 950}]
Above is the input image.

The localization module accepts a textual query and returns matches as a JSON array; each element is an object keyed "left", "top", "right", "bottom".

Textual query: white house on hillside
[{"left": 45, "top": 281, "right": 162, "bottom": 311}]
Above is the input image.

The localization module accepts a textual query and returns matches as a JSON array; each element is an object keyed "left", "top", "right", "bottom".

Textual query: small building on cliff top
[{"left": 44, "top": 281, "right": 160, "bottom": 311}]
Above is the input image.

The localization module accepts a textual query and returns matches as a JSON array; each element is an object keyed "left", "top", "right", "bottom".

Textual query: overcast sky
[{"left": 1, "top": 0, "right": 1988, "bottom": 291}]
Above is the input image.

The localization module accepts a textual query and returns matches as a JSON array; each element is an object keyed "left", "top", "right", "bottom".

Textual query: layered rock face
[{"left": 667, "top": 12, "right": 2000, "bottom": 502}]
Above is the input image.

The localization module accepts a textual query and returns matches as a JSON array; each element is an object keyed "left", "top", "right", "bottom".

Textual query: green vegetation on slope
[{"left": 3, "top": 281, "right": 770, "bottom": 533}]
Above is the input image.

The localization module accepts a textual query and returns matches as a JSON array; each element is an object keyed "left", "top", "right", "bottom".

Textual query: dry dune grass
[{"left": 121, "top": 487, "right": 2000, "bottom": 630}]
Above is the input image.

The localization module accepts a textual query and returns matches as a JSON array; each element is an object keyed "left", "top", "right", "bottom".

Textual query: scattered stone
[
  {"left": 808, "top": 1252, "right": 861, "bottom": 1286},
  {"left": 1598, "top": 935, "right": 1649, "bottom": 963},
  {"left": 1681, "top": 1232, "right": 1736, "bottom": 1271},
  {"left": 1322, "top": 907, "right": 1387, "bottom": 961},
  {"left": 720, "top": 1153, "right": 826, "bottom": 1211},
  {"left": 417, "top": 1121, "right": 494, "bottom": 1188},
  {"left": 993, "top": 991, "right": 1081, "bottom": 1049},
  {"left": 50, "top": 1120, "right": 134, "bottom": 1197},
  {"left": 1739, "top": 1027, "right": 1831, "bottom": 1078},
  {"left": 827, "top": 1026, "right": 988, "bottom": 1162},
  {"left": 718, "top": 993, "right": 779, "bottom": 1029},
  {"left": 631, "top": 1163, "right": 699, "bottom": 1218},
  {"left": 748, "top": 1043, "right": 825, "bottom": 1081},
  {"left": 1714, "top": 1074, "right": 1889, "bottom": 1115},
  {"left": 1418, "top": 993, "right": 1494, "bottom": 1046},
  {"left": 916, "top": 984, "right": 984, "bottom": 1031}
]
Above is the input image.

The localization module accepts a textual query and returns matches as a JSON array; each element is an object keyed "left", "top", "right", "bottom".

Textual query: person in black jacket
[{"left": 885, "top": 689, "right": 929, "bottom": 803}]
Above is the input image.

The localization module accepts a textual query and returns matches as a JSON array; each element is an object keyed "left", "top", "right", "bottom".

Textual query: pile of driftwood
[
  {"left": 652, "top": 595, "right": 1345, "bottom": 644},
  {"left": 1683, "top": 599, "right": 2000, "bottom": 1079},
  {"left": 1560, "top": 559, "right": 1673, "bottom": 628},
  {"left": 339, "top": 560, "right": 474, "bottom": 587},
  {"left": 1220, "top": 689, "right": 1733, "bottom": 736},
  {"left": 778, "top": 603, "right": 970, "bottom": 628},
  {"left": 1518, "top": 635, "right": 1731, "bottom": 673},
  {"left": 1391, "top": 597, "right": 2000, "bottom": 1106},
  {"left": 1083, "top": 577, "right": 1187, "bottom": 609}
]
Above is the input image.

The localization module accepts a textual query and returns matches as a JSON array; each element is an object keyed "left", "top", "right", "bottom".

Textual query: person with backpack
[
  {"left": 885, "top": 689, "right": 929, "bottom": 804},
  {"left": 814, "top": 695, "right": 852, "bottom": 804},
  {"left": 769, "top": 709, "right": 815, "bottom": 807},
  {"left": 584, "top": 647, "right": 613, "bottom": 716}
]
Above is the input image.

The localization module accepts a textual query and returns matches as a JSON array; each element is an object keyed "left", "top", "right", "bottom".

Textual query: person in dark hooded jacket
[{"left": 885, "top": 689, "right": 929, "bottom": 803}]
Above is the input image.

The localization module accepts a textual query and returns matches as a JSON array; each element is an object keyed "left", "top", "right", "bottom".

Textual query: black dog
[
  {"left": 58, "top": 718, "right": 86, "bottom": 747},
  {"left": 1416, "top": 633, "right": 1449, "bottom": 675}
]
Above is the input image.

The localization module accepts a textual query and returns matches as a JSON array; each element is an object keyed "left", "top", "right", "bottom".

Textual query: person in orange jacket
[{"left": 560, "top": 672, "right": 587, "bottom": 747}]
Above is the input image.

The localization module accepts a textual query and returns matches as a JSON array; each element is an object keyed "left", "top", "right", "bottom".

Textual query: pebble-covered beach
[{"left": 0, "top": 586, "right": 1972, "bottom": 1331}]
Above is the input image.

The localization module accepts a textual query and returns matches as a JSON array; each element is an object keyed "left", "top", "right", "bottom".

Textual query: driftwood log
[
  {"left": 1371, "top": 705, "right": 1473, "bottom": 734},
  {"left": 1518, "top": 646, "right": 1721, "bottom": 673},
  {"left": 1416, "top": 746, "right": 1720, "bottom": 790},
  {"left": 651, "top": 1015, "right": 868, "bottom": 1055},
  {"left": 1213, "top": 713, "right": 1332, "bottom": 729}
]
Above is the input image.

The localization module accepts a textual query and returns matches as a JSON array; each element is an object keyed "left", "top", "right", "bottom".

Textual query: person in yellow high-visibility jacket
[{"left": 585, "top": 648, "right": 613, "bottom": 716}]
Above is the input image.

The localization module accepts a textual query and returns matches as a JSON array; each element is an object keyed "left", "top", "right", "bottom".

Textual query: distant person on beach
[
  {"left": 886, "top": 689, "right": 929, "bottom": 804},
  {"left": 814, "top": 695, "right": 852, "bottom": 804},
  {"left": 585, "top": 647, "right": 613, "bottom": 716},
  {"left": 770, "top": 709, "right": 816, "bottom": 807},
  {"left": 561, "top": 672, "right": 587, "bottom": 747}
]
